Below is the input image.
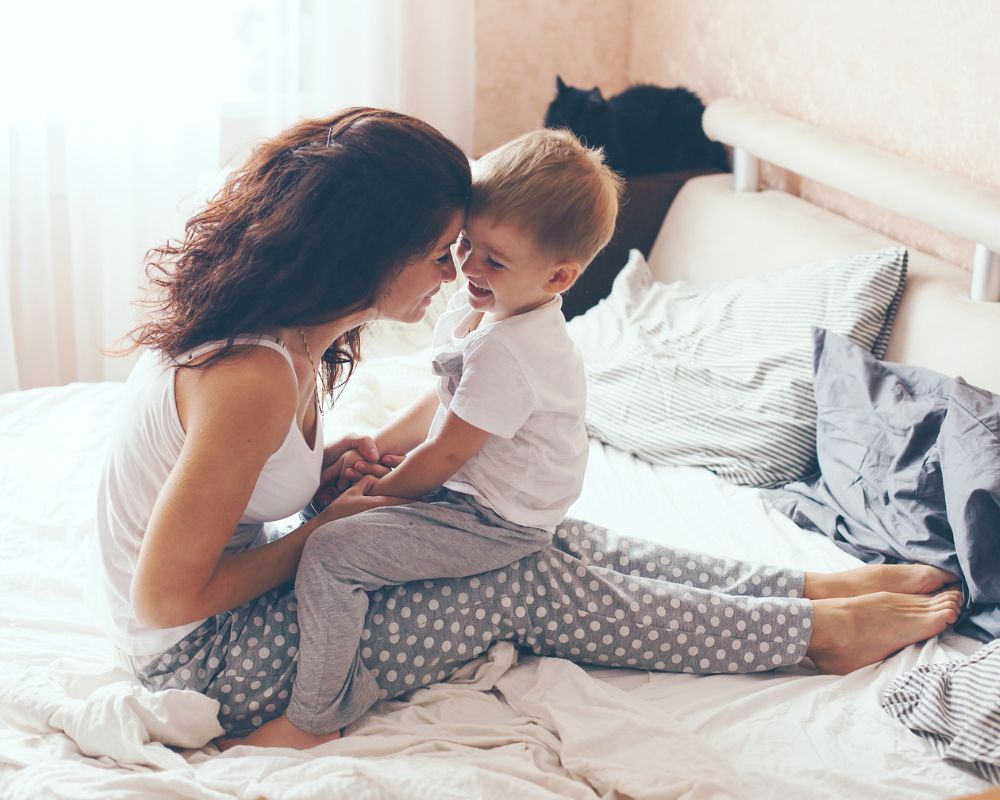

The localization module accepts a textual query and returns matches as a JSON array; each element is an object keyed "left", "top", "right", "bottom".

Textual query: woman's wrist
[{"left": 304, "top": 496, "right": 352, "bottom": 530}]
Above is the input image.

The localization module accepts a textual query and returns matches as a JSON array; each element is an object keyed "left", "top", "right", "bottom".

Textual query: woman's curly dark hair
[{"left": 124, "top": 107, "right": 471, "bottom": 396}]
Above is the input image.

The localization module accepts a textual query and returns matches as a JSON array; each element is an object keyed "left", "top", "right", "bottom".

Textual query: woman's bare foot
[
  {"left": 807, "top": 588, "right": 963, "bottom": 674},
  {"left": 215, "top": 714, "right": 341, "bottom": 752},
  {"left": 804, "top": 563, "right": 959, "bottom": 600}
]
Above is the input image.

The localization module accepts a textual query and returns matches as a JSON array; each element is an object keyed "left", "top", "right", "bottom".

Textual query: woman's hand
[
  {"left": 341, "top": 452, "right": 405, "bottom": 487},
  {"left": 314, "top": 434, "right": 379, "bottom": 508},
  {"left": 322, "top": 433, "right": 380, "bottom": 483},
  {"left": 314, "top": 434, "right": 406, "bottom": 509},
  {"left": 313, "top": 475, "right": 408, "bottom": 526}
]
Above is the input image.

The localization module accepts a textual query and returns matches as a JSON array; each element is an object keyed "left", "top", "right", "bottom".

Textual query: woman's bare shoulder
[{"left": 175, "top": 344, "right": 298, "bottom": 443}]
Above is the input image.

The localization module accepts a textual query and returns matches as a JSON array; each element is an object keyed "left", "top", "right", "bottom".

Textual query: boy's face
[{"left": 458, "top": 215, "right": 579, "bottom": 319}]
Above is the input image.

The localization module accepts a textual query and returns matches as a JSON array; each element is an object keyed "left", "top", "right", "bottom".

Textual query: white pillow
[{"left": 567, "top": 247, "right": 907, "bottom": 487}]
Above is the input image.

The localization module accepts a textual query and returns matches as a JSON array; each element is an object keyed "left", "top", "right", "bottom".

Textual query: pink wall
[
  {"left": 474, "top": 0, "right": 630, "bottom": 156},
  {"left": 629, "top": 0, "right": 1000, "bottom": 269},
  {"left": 474, "top": 0, "right": 1000, "bottom": 270}
]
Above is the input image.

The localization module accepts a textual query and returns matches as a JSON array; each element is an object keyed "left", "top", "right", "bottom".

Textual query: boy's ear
[{"left": 545, "top": 262, "right": 581, "bottom": 294}]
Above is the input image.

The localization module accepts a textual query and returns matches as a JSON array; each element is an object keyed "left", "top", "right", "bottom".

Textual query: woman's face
[{"left": 376, "top": 211, "right": 464, "bottom": 324}]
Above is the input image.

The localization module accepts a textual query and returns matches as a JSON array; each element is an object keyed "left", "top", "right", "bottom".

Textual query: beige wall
[
  {"left": 474, "top": 0, "right": 631, "bottom": 155},
  {"left": 474, "top": 0, "right": 1000, "bottom": 269},
  {"left": 629, "top": 0, "right": 1000, "bottom": 269}
]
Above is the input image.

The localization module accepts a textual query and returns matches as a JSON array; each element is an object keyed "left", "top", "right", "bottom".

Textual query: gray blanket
[{"left": 764, "top": 329, "right": 1000, "bottom": 641}]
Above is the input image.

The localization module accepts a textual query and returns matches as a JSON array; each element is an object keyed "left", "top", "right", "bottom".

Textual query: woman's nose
[{"left": 441, "top": 254, "right": 458, "bottom": 283}]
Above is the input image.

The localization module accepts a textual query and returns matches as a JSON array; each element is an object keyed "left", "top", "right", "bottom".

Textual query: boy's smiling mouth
[{"left": 467, "top": 280, "right": 493, "bottom": 298}]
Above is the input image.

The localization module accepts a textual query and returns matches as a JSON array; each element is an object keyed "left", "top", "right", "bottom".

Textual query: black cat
[{"left": 544, "top": 76, "right": 728, "bottom": 177}]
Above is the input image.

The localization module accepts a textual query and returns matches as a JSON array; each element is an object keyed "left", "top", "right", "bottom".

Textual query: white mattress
[{"left": 0, "top": 375, "right": 989, "bottom": 798}]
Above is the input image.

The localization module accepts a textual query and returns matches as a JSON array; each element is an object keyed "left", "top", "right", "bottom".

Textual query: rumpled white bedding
[
  {"left": 0, "top": 351, "right": 990, "bottom": 799},
  {"left": 1, "top": 642, "right": 743, "bottom": 799}
]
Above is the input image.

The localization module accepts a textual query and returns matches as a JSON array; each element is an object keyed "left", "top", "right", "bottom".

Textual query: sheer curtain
[{"left": 0, "top": 0, "right": 474, "bottom": 392}]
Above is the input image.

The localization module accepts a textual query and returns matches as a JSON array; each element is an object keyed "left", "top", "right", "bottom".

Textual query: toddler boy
[{"left": 278, "top": 128, "right": 623, "bottom": 742}]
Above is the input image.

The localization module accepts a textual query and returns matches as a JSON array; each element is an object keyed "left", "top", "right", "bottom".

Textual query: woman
[{"left": 96, "top": 107, "right": 962, "bottom": 750}]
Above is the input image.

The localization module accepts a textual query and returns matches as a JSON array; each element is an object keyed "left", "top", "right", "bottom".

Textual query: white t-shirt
[{"left": 427, "top": 287, "right": 588, "bottom": 531}]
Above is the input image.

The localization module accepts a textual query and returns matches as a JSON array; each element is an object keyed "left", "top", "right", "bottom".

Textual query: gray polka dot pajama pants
[
  {"left": 289, "top": 490, "right": 553, "bottom": 734},
  {"left": 136, "top": 518, "right": 814, "bottom": 737}
]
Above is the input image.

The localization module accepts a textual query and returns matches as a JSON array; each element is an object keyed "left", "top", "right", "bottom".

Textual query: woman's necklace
[{"left": 298, "top": 327, "right": 324, "bottom": 418}]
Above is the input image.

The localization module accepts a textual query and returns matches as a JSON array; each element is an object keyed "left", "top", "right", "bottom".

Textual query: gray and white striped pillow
[
  {"left": 883, "top": 639, "right": 1000, "bottom": 784},
  {"left": 567, "top": 247, "right": 907, "bottom": 487}
]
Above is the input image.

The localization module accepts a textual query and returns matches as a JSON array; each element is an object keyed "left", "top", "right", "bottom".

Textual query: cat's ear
[
  {"left": 586, "top": 87, "right": 604, "bottom": 105},
  {"left": 555, "top": 75, "right": 567, "bottom": 93}
]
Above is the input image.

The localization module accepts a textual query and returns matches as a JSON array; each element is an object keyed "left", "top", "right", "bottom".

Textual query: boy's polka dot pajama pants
[{"left": 137, "top": 517, "right": 814, "bottom": 737}]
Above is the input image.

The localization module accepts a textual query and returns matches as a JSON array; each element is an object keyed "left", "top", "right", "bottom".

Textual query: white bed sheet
[
  {"left": 0, "top": 375, "right": 989, "bottom": 799},
  {"left": 571, "top": 442, "right": 983, "bottom": 798}
]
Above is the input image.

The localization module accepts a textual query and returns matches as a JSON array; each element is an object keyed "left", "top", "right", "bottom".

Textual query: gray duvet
[{"left": 765, "top": 328, "right": 1000, "bottom": 641}]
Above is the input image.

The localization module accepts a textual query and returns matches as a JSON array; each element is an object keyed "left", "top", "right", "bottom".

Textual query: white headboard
[
  {"left": 703, "top": 98, "right": 1000, "bottom": 302},
  {"left": 646, "top": 100, "right": 1000, "bottom": 394}
]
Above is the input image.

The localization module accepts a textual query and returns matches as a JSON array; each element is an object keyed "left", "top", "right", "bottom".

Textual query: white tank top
[{"left": 91, "top": 335, "right": 324, "bottom": 656}]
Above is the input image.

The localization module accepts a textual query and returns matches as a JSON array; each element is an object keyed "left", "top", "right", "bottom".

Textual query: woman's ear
[{"left": 546, "top": 262, "right": 581, "bottom": 294}]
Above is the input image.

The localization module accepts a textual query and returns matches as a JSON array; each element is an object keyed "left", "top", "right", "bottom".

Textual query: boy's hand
[
  {"left": 366, "top": 411, "right": 490, "bottom": 501},
  {"left": 327, "top": 450, "right": 406, "bottom": 493},
  {"left": 343, "top": 453, "right": 406, "bottom": 486},
  {"left": 313, "top": 435, "right": 406, "bottom": 510}
]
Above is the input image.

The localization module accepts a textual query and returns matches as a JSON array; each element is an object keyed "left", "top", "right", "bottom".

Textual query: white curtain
[{"left": 0, "top": 0, "right": 475, "bottom": 392}]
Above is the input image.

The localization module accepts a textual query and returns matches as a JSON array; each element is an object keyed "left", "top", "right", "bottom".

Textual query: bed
[{"left": 2, "top": 99, "right": 998, "bottom": 799}]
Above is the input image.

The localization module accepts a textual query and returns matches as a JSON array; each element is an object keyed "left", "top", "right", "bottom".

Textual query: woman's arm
[
  {"left": 370, "top": 410, "right": 491, "bottom": 500},
  {"left": 131, "top": 349, "right": 297, "bottom": 628},
  {"left": 131, "top": 349, "right": 403, "bottom": 629}
]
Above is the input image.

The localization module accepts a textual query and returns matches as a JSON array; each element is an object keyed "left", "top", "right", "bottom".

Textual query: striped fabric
[
  {"left": 883, "top": 639, "right": 1000, "bottom": 784},
  {"left": 567, "top": 247, "right": 907, "bottom": 487}
]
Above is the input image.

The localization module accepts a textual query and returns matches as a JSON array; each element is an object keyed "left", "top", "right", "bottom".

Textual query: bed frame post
[
  {"left": 732, "top": 147, "right": 760, "bottom": 192},
  {"left": 971, "top": 244, "right": 1000, "bottom": 302}
]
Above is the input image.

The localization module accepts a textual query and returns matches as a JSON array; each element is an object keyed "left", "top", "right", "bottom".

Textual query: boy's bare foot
[
  {"left": 807, "top": 588, "right": 963, "bottom": 675},
  {"left": 804, "top": 564, "right": 959, "bottom": 600},
  {"left": 216, "top": 714, "right": 341, "bottom": 752}
]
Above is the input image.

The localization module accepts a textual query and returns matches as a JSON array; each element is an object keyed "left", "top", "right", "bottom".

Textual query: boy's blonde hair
[{"left": 470, "top": 128, "right": 623, "bottom": 269}]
